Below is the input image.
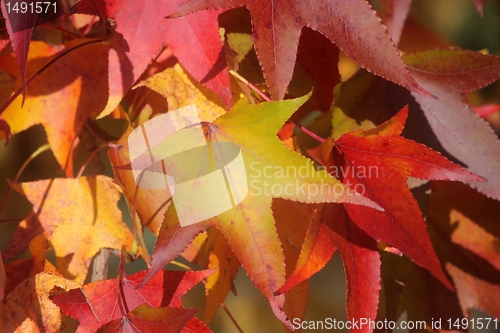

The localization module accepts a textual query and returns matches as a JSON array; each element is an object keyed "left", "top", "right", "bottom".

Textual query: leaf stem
[
  {"left": 221, "top": 303, "right": 245, "bottom": 333},
  {"left": 75, "top": 143, "right": 108, "bottom": 180},
  {"left": 84, "top": 123, "right": 120, "bottom": 148},
  {"left": 0, "top": 143, "right": 50, "bottom": 215},
  {"left": 229, "top": 69, "right": 271, "bottom": 102},
  {"left": 0, "top": 218, "right": 22, "bottom": 223},
  {"left": 0, "top": 38, "right": 106, "bottom": 117},
  {"left": 169, "top": 260, "right": 193, "bottom": 271}
]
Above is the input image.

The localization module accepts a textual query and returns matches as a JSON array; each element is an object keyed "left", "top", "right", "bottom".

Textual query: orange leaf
[
  {"left": 11, "top": 176, "right": 136, "bottom": 283},
  {"left": 0, "top": 272, "right": 79, "bottom": 333}
]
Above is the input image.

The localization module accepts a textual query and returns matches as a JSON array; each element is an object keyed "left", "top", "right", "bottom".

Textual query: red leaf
[
  {"left": 275, "top": 204, "right": 336, "bottom": 295},
  {"left": 72, "top": 0, "right": 231, "bottom": 116},
  {"left": 53, "top": 269, "right": 213, "bottom": 333},
  {"left": 296, "top": 28, "right": 340, "bottom": 111},
  {"left": 310, "top": 107, "right": 485, "bottom": 290},
  {"left": 171, "top": 0, "right": 431, "bottom": 100},
  {"left": 96, "top": 305, "right": 197, "bottom": 333},
  {"left": 324, "top": 208, "right": 380, "bottom": 333}
]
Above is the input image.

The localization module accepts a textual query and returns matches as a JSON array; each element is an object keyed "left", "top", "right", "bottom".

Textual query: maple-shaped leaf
[
  {"left": 171, "top": 0, "right": 430, "bottom": 100},
  {"left": 277, "top": 106, "right": 485, "bottom": 331},
  {"left": 53, "top": 269, "right": 212, "bottom": 333},
  {"left": 426, "top": 182, "right": 500, "bottom": 321},
  {"left": 404, "top": 49, "right": 500, "bottom": 201},
  {"left": 96, "top": 304, "right": 197, "bottom": 333},
  {"left": 0, "top": 272, "right": 79, "bottom": 333},
  {"left": 322, "top": 49, "right": 500, "bottom": 202},
  {"left": 138, "top": 93, "right": 380, "bottom": 328},
  {"left": 274, "top": 187, "right": 382, "bottom": 333},
  {"left": 72, "top": 0, "right": 231, "bottom": 117},
  {"left": 9, "top": 176, "right": 136, "bottom": 283},
  {"left": 273, "top": 200, "right": 318, "bottom": 330},
  {"left": 326, "top": 106, "right": 483, "bottom": 286},
  {"left": 0, "top": 40, "right": 109, "bottom": 175}
]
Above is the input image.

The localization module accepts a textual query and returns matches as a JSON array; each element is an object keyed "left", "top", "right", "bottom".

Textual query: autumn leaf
[
  {"left": 0, "top": 272, "right": 79, "bottom": 333},
  {"left": 53, "top": 269, "right": 213, "bottom": 333},
  {"left": 330, "top": 106, "right": 483, "bottom": 286},
  {"left": 72, "top": 0, "right": 231, "bottom": 117},
  {"left": 426, "top": 182, "right": 500, "bottom": 321},
  {"left": 3, "top": 232, "right": 60, "bottom": 296},
  {"left": 9, "top": 176, "right": 136, "bottom": 283},
  {"left": 404, "top": 49, "right": 500, "bottom": 201},
  {"left": 171, "top": 0, "right": 430, "bottom": 100},
  {"left": 96, "top": 304, "right": 197, "bottom": 333},
  {"left": 292, "top": 28, "right": 340, "bottom": 111},
  {"left": 0, "top": 40, "right": 109, "bottom": 175},
  {"left": 276, "top": 106, "right": 485, "bottom": 331},
  {"left": 137, "top": 90, "right": 380, "bottom": 328},
  {"left": 201, "top": 229, "right": 240, "bottom": 324},
  {"left": 322, "top": 48, "right": 500, "bottom": 201}
]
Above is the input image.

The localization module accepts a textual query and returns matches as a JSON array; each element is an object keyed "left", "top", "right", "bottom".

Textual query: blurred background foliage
[{"left": 1, "top": 0, "right": 499, "bottom": 332}]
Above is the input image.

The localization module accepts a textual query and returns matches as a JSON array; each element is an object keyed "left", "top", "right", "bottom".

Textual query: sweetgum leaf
[
  {"left": 142, "top": 91, "right": 380, "bottom": 328},
  {"left": 96, "top": 305, "right": 197, "bottom": 333},
  {"left": 311, "top": 107, "right": 484, "bottom": 291},
  {"left": 276, "top": 202, "right": 381, "bottom": 333},
  {"left": 0, "top": 273, "right": 79, "bottom": 333},
  {"left": 201, "top": 229, "right": 240, "bottom": 324},
  {"left": 171, "top": 0, "right": 431, "bottom": 100},
  {"left": 405, "top": 49, "right": 500, "bottom": 201},
  {"left": 53, "top": 269, "right": 212, "bottom": 333},
  {"left": 3, "top": 233, "right": 60, "bottom": 296},
  {"left": 273, "top": 200, "right": 317, "bottom": 328},
  {"left": 294, "top": 28, "right": 340, "bottom": 111},
  {"left": 427, "top": 182, "right": 500, "bottom": 320},
  {"left": 0, "top": 40, "right": 109, "bottom": 175},
  {"left": 10, "top": 176, "right": 136, "bottom": 284},
  {"left": 72, "top": 0, "right": 231, "bottom": 117}
]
